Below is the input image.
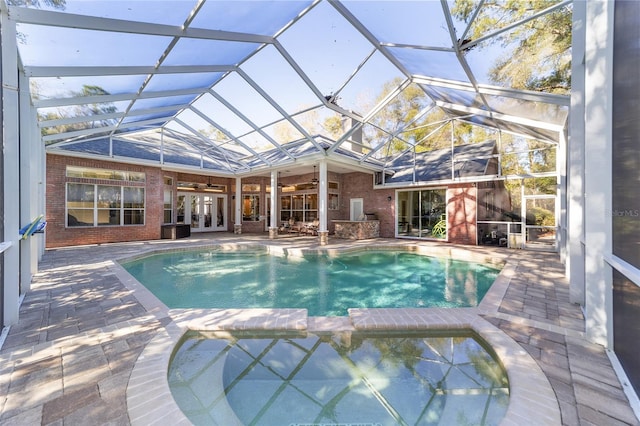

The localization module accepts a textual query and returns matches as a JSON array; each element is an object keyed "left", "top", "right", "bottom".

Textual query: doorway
[
  {"left": 265, "top": 195, "right": 271, "bottom": 231},
  {"left": 177, "top": 192, "right": 227, "bottom": 232},
  {"left": 350, "top": 198, "right": 364, "bottom": 221},
  {"left": 524, "top": 194, "right": 557, "bottom": 250}
]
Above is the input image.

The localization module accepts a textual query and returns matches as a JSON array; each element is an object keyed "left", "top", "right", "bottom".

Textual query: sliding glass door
[{"left": 396, "top": 188, "right": 446, "bottom": 239}]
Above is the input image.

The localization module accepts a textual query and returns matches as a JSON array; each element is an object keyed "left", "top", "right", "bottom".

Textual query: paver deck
[{"left": 1, "top": 234, "right": 638, "bottom": 425}]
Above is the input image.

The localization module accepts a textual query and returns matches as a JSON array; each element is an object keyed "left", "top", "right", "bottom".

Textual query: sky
[{"left": 15, "top": 0, "right": 560, "bottom": 150}]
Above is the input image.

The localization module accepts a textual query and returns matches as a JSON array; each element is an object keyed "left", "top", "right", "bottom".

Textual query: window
[
  {"left": 97, "top": 185, "right": 121, "bottom": 225},
  {"left": 67, "top": 183, "right": 145, "bottom": 227},
  {"left": 281, "top": 194, "right": 317, "bottom": 222},
  {"left": 67, "top": 183, "right": 95, "bottom": 226},
  {"left": 65, "top": 166, "right": 146, "bottom": 227},
  {"left": 66, "top": 166, "right": 145, "bottom": 182},
  {"left": 242, "top": 184, "right": 261, "bottom": 192},
  {"left": 123, "top": 187, "right": 145, "bottom": 225},
  {"left": 242, "top": 195, "right": 260, "bottom": 221},
  {"left": 164, "top": 189, "right": 173, "bottom": 224},
  {"left": 329, "top": 193, "right": 339, "bottom": 210},
  {"left": 177, "top": 181, "right": 226, "bottom": 192},
  {"left": 164, "top": 177, "right": 174, "bottom": 224}
]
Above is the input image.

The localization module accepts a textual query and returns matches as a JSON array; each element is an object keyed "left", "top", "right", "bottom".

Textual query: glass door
[
  {"left": 396, "top": 189, "right": 446, "bottom": 239},
  {"left": 177, "top": 192, "right": 227, "bottom": 232},
  {"left": 214, "top": 195, "right": 226, "bottom": 231},
  {"left": 265, "top": 195, "right": 271, "bottom": 231}
]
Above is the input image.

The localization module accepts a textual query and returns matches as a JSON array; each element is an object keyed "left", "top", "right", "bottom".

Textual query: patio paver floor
[{"left": 0, "top": 234, "right": 638, "bottom": 425}]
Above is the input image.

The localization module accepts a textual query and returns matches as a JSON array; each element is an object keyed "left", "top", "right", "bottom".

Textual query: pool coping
[{"left": 117, "top": 242, "right": 560, "bottom": 425}]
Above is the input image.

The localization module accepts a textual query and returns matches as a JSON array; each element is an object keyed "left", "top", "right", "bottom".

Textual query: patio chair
[
  {"left": 288, "top": 218, "right": 303, "bottom": 234},
  {"left": 305, "top": 218, "right": 319, "bottom": 236}
]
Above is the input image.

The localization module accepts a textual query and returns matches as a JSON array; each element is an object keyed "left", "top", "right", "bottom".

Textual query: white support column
[
  {"left": 568, "top": 0, "right": 586, "bottom": 306},
  {"left": 583, "top": 0, "right": 614, "bottom": 348},
  {"left": 36, "top": 101, "right": 46, "bottom": 258},
  {"left": 2, "top": 7, "right": 21, "bottom": 326},
  {"left": 318, "top": 161, "right": 329, "bottom": 245},
  {"left": 19, "top": 71, "right": 35, "bottom": 294},
  {"left": 234, "top": 177, "right": 242, "bottom": 234},
  {"left": 269, "top": 171, "right": 278, "bottom": 239},
  {"left": 557, "top": 129, "right": 567, "bottom": 264}
]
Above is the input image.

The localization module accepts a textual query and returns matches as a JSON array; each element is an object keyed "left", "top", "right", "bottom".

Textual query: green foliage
[
  {"left": 322, "top": 115, "right": 344, "bottom": 139},
  {"left": 366, "top": 78, "right": 497, "bottom": 157},
  {"left": 528, "top": 206, "right": 555, "bottom": 226},
  {"left": 8, "top": 0, "right": 65, "bottom": 7},
  {"left": 451, "top": 0, "right": 571, "bottom": 94},
  {"left": 39, "top": 84, "right": 117, "bottom": 137},
  {"left": 200, "top": 126, "right": 229, "bottom": 143}
]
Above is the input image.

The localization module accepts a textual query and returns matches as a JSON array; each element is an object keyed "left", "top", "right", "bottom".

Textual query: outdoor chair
[
  {"left": 305, "top": 219, "right": 319, "bottom": 235},
  {"left": 288, "top": 218, "right": 303, "bottom": 234}
]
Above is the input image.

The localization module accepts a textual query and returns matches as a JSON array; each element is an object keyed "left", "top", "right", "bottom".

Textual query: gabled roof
[{"left": 384, "top": 140, "right": 497, "bottom": 184}]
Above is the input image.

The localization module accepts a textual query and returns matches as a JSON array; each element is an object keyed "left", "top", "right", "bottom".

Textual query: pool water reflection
[
  {"left": 168, "top": 330, "right": 509, "bottom": 426},
  {"left": 123, "top": 250, "right": 500, "bottom": 316}
]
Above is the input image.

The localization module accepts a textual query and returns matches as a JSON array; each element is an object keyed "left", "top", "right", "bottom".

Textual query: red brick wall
[
  {"left": 46, "top": 154, "right": 166, "bottom": 248},
  {"left": 46, "top": 155, "right": 480, "bottom": 246},
  {"left": 340, "top": 172, "right": 395, "bottom": 238},
  {"left": 446, "top": 184, "right": 477, "bottom": 245}
]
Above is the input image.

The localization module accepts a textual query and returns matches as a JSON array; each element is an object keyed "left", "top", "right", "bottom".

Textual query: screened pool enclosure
[
  {"left": 4, "top": 0, "right": 572, "bottom": 248},
  {"left": 5, "top": 1, "right": 640, "bottom": 417},
  {"left": 7, "top": 0, "right": 570, "bottom": 249}
]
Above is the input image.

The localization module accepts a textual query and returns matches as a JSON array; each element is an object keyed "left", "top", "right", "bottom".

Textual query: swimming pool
[
  {"left": 121, "top": 248, "right": 500, "bottom": 316},
  {"left": 168, "top": 329, "right": 509, "bottom": 425}
]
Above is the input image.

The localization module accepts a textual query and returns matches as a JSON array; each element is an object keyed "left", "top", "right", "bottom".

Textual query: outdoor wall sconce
[{"left": 387, "top": 196, "right": 392, "bottom": 201}]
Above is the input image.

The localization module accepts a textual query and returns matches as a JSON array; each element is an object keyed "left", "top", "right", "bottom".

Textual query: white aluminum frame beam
[
  {"left": 412, "top": 76, "right": 570, "bottom": 106},
  {"left": 173, "top": 117, "right": 250, "bottom": 172},
  {"left": 208, "top": 88, "right": 296, "bottom": 162},
  {"left": 236, "top": 68, "right": 324, "bottom": 152},
  {"left": 187, "top": 106, "right": 270, "bottom": 166},
  {"left": 435, "top": 100, "right": 564, "bottom": 134},
  {"left": 42, "top": 116, "right": 171, "bottom": 143},
  {"left": 39, "top": 104, "right": 185, "bottom": 128},
  {"left": 23, "top": 65, "right": 235, "bottom": 78},
  {"left": 33, "top": 86, "right": 210, "bottom": 109},
  {"left": 9, "top": 6, "right": 274, "bottom": 44}
]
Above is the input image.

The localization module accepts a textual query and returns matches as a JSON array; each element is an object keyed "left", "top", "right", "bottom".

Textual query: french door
[{"left": 177, "top": 192, "right": 227, "bottom": 232}]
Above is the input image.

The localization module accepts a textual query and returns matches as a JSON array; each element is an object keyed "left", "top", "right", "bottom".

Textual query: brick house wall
[
  {"left": 47, "top": 154, "right": 481, "bottom": 247},
  {"left": 340, "top": 172, "right": 395, "bottom": 238},
  {"left": 446, "top": 183, "right": 477, "bottom": 245},
  {"left": 46, "top": 154, "right": 166, "bottom": 248}
]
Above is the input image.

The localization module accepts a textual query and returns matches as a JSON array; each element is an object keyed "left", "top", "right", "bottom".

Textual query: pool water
[
  {"left": 168, "top": 330, "right": 510, "bottom": 426},
  {"left": 122, "top": 249, "right": 500, "bottom": 316}
]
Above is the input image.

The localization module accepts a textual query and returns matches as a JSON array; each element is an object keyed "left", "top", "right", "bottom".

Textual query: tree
[
  {"left": 364, "top": 79, "right": 437, "bottom": 155},
  {"left": 452, "top": 0, "right": 572, "bottom": 94},
  {"left": 8, "top": 0, "right": 65, "bottom": 8},
  {"left": 39, "top": 85, "right": 117, "bottom": 137},
  {"left": 364, "top": 78, "right": 497, "bottom": 157}
]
